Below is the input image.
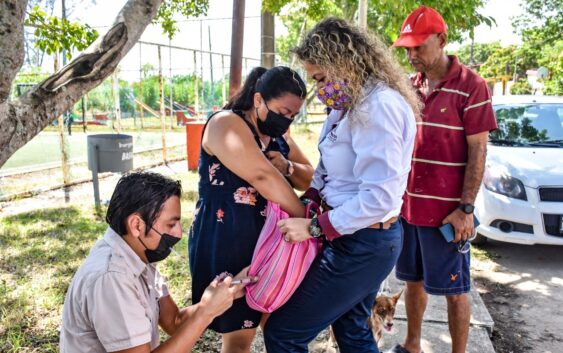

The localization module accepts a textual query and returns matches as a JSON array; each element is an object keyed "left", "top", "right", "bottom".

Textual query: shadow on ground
[{"left": 0, "top": 206, "right": 105, "bottom": 352}]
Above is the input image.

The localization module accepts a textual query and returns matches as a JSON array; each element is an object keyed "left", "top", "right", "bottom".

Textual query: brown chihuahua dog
[
  {"left": 328, "top": 290, "right": 403, "bottom": 349},
  {"left": 369, "top": 290, "right": 403, "bottom": 347}
]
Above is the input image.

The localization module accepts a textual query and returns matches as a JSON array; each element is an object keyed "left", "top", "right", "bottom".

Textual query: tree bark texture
[
  {"left": 0, "top": 0, "right": 27, "bottom": 104},
  {"left": 0, "top": 0, "right": 163, "bottom": 168}
]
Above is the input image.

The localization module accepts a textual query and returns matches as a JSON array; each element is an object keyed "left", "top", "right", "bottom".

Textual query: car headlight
[{"left": 483, "top": 167, "right": 527, "bottom": 200}]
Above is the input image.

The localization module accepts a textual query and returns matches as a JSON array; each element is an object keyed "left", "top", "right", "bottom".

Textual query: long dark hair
[
  {"left": 106, "top": 172, "right": 182, "bottom": 236},
  {"left": 224, "top": 66, "right": 307, "bottom": 110}
]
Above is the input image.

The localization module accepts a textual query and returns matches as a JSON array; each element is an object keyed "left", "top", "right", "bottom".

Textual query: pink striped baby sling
[{"left": 246, "top": 201, "right": 321, "bottom": 313}]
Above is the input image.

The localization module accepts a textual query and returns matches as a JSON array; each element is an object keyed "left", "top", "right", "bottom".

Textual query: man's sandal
[{"left": 385, "top": 344, "right": 424, "bottom": 353}]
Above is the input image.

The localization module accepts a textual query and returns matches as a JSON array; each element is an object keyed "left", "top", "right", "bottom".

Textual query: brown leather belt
[
  {"left": 369, "top": 216, "right": 399, "bottom": 230},
  {"left": 320, "top": 200, "right": 399, "bottom": 230}
]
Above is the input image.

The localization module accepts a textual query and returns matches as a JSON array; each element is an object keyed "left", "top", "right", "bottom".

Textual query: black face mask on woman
[
  {"left": 255, "top": 102, "right": 293, "bottom": 138},
  {"left": 139, "top": 227, "right": 181, "bottom": 263}
]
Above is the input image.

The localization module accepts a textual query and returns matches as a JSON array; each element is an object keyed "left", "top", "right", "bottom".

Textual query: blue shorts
[{"left": 395, "top": 218, "right": 470, "bottom": 296}]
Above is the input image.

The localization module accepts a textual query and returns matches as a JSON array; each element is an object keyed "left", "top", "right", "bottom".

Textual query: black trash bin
[
  {"left": 87, "top": 134, "right": 133, "bottom": 206},
  {"left": 87, "top": 134, "right": 133, "bottom": 173}
]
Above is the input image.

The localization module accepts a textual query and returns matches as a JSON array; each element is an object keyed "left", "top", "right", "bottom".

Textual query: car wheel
[{"left": 471, "top": 233, "right": 488, "bottom": 246}]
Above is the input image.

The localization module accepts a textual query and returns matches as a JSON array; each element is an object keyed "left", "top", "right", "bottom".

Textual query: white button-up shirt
[
  {"left": 314, "top": 83, "right": 416, "bottom": 237},
  {"left": 60, "top": 228, "right": 169, "bottom": 352}
]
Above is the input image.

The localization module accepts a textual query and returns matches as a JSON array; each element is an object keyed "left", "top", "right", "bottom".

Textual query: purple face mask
[{"left": 316, "top": 80, "right": 351, "bottom": 110}]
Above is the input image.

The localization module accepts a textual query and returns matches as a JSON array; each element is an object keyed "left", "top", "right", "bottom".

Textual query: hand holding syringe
[
  {"left": 215, "top": 267, "right": 258, "bottom": 287},
  {"left": 169, "top": 248, "right": 258, "bottom": 287}
]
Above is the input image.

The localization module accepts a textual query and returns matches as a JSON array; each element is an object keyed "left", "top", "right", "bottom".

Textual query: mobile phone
[{"left": 439, "top": 217, "right": 480, "bottom": 243}]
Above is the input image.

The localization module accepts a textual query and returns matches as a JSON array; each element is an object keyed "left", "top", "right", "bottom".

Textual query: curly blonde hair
[{"left": 292, "top": 17, "right": 422, "bottom": 119}]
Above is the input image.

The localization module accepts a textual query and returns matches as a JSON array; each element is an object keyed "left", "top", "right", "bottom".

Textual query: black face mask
[
  {"left": 139, "top": 227, "right": 181, "bottom": 263},
  {"left": 255, "top": 103, "right": 293, "bottom": 138}
]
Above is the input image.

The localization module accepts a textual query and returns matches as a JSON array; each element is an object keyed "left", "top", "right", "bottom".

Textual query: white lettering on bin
[{"left": 122, "top": 152, "right": 133, "bottom": 161}]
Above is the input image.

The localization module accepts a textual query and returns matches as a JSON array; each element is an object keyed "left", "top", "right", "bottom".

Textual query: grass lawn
[
  {"left": 0, "top": 126, "right": 321, "bottom": 352},
  {"left": 0, "top": 172, "right": 199, "bottom": 352}
]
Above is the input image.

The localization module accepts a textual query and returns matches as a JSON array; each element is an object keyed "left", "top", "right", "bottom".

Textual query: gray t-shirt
[{"left": 60, "top": 227, "right": 169, "bottom": 352}]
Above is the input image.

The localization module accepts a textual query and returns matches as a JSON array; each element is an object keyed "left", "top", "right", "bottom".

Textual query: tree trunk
[
  {"left": 0, "top": 0, "right": 27, "bottom": 103},
  {"left": 0, "top": 0, "right": 163, "bottom": 168}
]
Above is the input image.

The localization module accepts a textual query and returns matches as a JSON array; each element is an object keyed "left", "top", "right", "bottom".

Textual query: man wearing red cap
[{"left": 390, "top": 5, "right": 497, "bottom": 353}]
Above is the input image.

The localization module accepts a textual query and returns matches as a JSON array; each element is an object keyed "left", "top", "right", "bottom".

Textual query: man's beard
[{"left": 410, "top": 56, "right": 440, "bottom": 73}]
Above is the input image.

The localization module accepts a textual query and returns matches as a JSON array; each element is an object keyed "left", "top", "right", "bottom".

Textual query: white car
[{"left": 474, "top": 95, "right": 563, "bottom": 245}]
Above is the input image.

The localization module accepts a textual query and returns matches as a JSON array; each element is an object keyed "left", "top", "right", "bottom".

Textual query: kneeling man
[{"left": 60, "top": 172, "right": 247, "bottom": 352}]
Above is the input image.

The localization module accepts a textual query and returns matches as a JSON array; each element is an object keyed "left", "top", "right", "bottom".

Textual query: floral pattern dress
[{"left": 188, "top": 110, "right": 290, "bottom": 333}]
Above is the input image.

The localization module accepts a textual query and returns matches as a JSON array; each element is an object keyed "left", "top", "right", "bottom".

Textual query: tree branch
[
  {"left": 0, "top": 0, "right": 28, "bottom": 103},
  {"left": 0, "top": 0, "right": 163, "bottom": 168}
]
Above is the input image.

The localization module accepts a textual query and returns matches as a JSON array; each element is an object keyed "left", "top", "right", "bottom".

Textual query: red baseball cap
[{"left": 392, "top": 5, "right": 447, "bottom": 48}]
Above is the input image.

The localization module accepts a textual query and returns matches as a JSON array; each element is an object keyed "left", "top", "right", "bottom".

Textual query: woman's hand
[
  {"left": 266, "top": 151, "right": 290, "bottom": 176},
  {"left": 277, "top": 218, "right": 312, "bottom": 243}
]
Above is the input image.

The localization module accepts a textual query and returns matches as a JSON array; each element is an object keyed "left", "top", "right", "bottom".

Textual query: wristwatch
[
  {"left": 308, "top": 217, "right": 324, "bottom": 238},
  {"left": 285, "top": 160, "right": 295, "bottom": 177},
  {"left": 458, "top": 203, "right": 475, "bottom": 214}
]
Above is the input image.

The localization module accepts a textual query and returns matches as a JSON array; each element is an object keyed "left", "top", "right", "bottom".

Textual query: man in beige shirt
[{"left": 60, "top": 172, "right": 251, "bottom": 353}]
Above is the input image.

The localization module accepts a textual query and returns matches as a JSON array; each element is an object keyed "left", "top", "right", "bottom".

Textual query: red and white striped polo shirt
[{"left": 402, "top": 56, "right": 497, "bottom": 227}]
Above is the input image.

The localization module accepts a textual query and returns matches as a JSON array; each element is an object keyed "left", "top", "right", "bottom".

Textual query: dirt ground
[
  {"left": 2, "top": 173, "right": 563, "bottom": 353},
  {"left": 472, "top": 240, "right": 563, "bottom": 353}
]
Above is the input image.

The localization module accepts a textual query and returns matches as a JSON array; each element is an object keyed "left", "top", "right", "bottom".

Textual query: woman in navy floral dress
[{"left": 189, "top": 66, "right": 313, "bottom": 353}]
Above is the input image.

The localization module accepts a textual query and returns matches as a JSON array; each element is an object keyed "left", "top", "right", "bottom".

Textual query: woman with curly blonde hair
[{"left": 263, "top": 18, "right": 419, "bottom": 353}]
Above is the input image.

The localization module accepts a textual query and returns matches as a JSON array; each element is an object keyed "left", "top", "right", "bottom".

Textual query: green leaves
[
  {"left": 154, "top": 0, "right": 210, "bottom": 39},
  {"left": 511, "top": 0, "right": 563, "bottom": 95},
  {"left": 24, "top": 5, "right": 99, "bottom": 60},
  {"left": 267, "top": 0, "right": 493, "bottom": 69},
  {"left": 25, "top": 1, "right": 210, "bottom": 59},
  {"left": 513, "top": 0, "right": 562, "bottom": 46},
  {"left": 454, "top": 42, "right": 502, "bottom": 67}
]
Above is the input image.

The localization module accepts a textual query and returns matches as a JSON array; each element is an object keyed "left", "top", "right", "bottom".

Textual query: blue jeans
[{"left": 264, "top": 222, "right": 403, "bottom": 353}]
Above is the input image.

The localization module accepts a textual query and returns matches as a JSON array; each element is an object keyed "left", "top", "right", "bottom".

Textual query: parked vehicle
[{"left": 474, "top": 95, "right": 563, "bottom": 245}]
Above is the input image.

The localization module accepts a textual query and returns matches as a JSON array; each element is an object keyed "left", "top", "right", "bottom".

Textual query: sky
[
  {"left": 36, "top": 0, "right": 525, "bottom": 80},
  {"left": 448, "top": 0, "right": 523, "bottom": 50}
]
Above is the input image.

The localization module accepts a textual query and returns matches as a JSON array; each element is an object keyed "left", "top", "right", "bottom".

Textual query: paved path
[{"left": 473, "top": 240, "right": 563, "bottom": 353}]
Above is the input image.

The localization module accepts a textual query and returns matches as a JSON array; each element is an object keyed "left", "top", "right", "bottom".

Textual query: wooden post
[
  {"left": 229, "top": 0, "right": 245, "bottom": 98},
  {"left": 358, "top": 0, "right": 368, "bottom": 29},
  {"left": 193, "top": 51, "right": 199, "bottom": 114},
  {"left": 59, "top": 0, "right": 71, "bottom": 195},
  {"left": 169, "top": 38, "right": 174, "bottom": 129},
  {"left": 139, "top": 43, "right": 144, "bottom": 129},
  {"left": 158, "top": 45, "right": 168, "bottom": 163},
  {"left": 208, "top": 25, "right": 214, "bottom": 106},
  {"left": 261, "top": 11, "right": 275, "bottom": 68},
  {"left": 54, "top": 54, "right": 71, "bottom": 188},
  {"left": 221, "top": 55, "right": 226, "bottom": 106},
  {"left": 112, "top": 71, "right": 122, "bottom": 133},
  {"left": 199, "top": 20, "right": 205, "bottom": 113},
  {"left": 291, "top": 18, "right": 307, "bottom": 68},
  {"left": 81, "top": 95, "right": 87, "bottom": 133}
]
